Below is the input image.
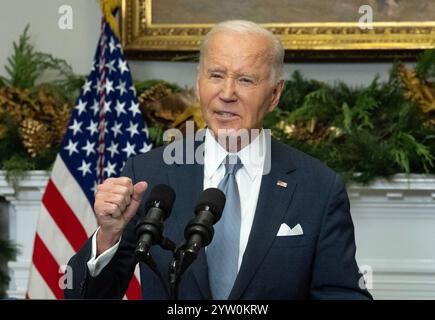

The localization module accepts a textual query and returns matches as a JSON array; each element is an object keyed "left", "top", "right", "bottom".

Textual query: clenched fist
[{"left": 94, "top": 177, "right": 148, "bottom": 255}]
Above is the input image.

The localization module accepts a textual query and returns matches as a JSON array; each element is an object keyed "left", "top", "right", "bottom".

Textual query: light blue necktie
[{"left": 207, "top": 155, "right": 243, "bottom": 300}]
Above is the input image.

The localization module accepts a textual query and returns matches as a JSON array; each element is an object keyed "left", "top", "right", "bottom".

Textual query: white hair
[{"left": 198, "top": 20, "right": 284, "bottom": 84}]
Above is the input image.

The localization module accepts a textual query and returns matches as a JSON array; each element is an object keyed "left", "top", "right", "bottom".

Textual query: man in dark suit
[{"left": 65, "top": 20, "right": 372, "bottom": 300}]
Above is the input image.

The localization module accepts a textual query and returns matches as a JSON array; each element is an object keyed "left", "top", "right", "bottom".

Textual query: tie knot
[{"left": 224, "top": 155, "right": 243, "bottom": 176}]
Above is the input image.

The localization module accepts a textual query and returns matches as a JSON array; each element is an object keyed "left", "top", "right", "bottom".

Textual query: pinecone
[
  {"left": 19, "top": 119, "right": 52, "bottom": 157},
  {"left": 138, "top": 83, "right": 172, "bottom": 105}
]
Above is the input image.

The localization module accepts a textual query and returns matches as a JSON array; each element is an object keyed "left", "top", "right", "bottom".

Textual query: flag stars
[
  {"left": 129, "top": 85, "right": 136, "bottom": 95},
  {"left": 116, "top": 80, "right": 127, "bottom": 96},
  {"left": 118, "top": 59, "right": 129, "bottom": 75},
  {"left": 77, "top": 160, "right": 92, "bottom": 177},
  {"left": 69, "top": 119, "right": 83, "bottom": 136},
  {"left": 109, "top": 37, "right": 117, "bottom": 53},
  {"left": 122, "top": 141, "right": 136, "bottom": 158},
  {"left": 86, "top": 120, "right": 98, "bottom": 136},
  {"left": 103, "top": 100, "right": 112, "bottom": 113},
  {"left": 95, "top": 81, "right": 104, "bottom": 94},
  {"left": 105, "top": 59, "right": 116, "bottom": 74},
  {"left": 82, "top": 140, "right": 96, "bottom": 157},
  {"left": 129, "top": 102, "right": 141, "bottom": 117},
  {"left": 126, "top": 121, "right": 139, "bottom": 138},
  {"left": 139, "top": 141, "right": 152, "bottom": 153},
  {"left": 105, "top": 79, "right": 114, "bottom": 95},
  {"left": 115, "top": 101, "right": 127, "bottom": 117},
  {"left": 75, "top": 99, "right": 87, "bottom": 116},
  {"left": 142, "top": 126, "right": 149, "bottom": 138},
  {"left": 64, "top": 139, "right": 79, "bottom": 156},
  {"left": 82, "top": 80, "right": 92, "bottom": 95},
  {"left": 107, "top": 141, "right": 119, "bottom": 158},
  {"left": 104, "top": 161, "right": 117, "bottom": 177},
  {"left": 111, "top": 121, "right": 123, "bottom": 138},
  {"left": 90, "top": 99, "right": 99, "bottom": 115},
  {"left": 91, "top": 181, "right": 98, "bottom": 195}
]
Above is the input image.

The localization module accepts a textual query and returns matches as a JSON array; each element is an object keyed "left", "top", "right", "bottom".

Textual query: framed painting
[{"left": 120, "top": 0, "right": 435, "bottom": 61}]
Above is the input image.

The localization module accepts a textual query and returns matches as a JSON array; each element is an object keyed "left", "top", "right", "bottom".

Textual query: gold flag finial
[{"left": 100, "top": 0, "right": 121, "bottom": 39}]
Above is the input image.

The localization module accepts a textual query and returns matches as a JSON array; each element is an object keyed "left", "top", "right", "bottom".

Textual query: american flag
[{"left": 26, "top": 18, "right": 151, "bottom": 299}]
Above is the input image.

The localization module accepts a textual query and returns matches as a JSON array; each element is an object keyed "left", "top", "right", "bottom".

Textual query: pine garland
[
  {"left": 1, "top": 27, "right": 434, "bottom": 185},
  {"left": 0, "top": 26, "right": 81, "bottom": 179},
  {"left": 266, "top": 54, "right": 435, "bottom": 184}
]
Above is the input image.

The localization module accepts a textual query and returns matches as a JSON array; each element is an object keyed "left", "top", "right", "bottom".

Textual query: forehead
[{"left": 202, "top": 32, "right": 273, "bottom": 74}]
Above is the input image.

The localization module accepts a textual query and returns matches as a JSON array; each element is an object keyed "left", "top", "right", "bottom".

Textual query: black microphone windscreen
[
  {"left": 195, "top": 188, "right": 226, "bottom": 221},
  {"left": 145, "top": 184, "right": 176, "bottom": 215}
]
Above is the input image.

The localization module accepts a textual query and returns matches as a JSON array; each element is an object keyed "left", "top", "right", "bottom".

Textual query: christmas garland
[
  {"left": 1, "top": 27, "right": 434, "bottom": 186},
  {"left": 265, "top": 56, "right": 435, "bottom": 183},
  {"left": 0, "top": 26, "right": 85, "bottom": 186}
]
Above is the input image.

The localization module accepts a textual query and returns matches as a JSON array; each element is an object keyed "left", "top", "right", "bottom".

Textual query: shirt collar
[{"left": 204, "top": 128, "right": 265, "bottom": 181}]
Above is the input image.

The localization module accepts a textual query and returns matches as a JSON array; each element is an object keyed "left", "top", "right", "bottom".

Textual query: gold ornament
[
  {"left": 0, "top": 86, "right": 73, "bottom": 157},
  {"left": 171, "top": 101, "right": 205, "bottom": 130},
  {"left": 139, "top": 84, "right": 205, "bottom": 131},
  {"left": 276, "top": 119, "right": 343, "bottom": 143},
  {"left": 0, "top": 87, "right": 38, "bottom": 121},
  {"left": 138, "top": 83, "right": 172, "bottom": 106},
  {"left": 19, "top": 119, "right": 52, "bottom": 158},
  {"left": 398, "top": 64, "right": 435, "bottom": 114}
]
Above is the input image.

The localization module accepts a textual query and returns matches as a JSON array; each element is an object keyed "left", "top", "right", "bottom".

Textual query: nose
[{"left": 219, "top": 77, "right": 237, "bottom": 103}]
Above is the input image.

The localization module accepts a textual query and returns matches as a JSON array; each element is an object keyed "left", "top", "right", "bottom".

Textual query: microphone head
[
  {"left": 145, "top": 184, "right": 176, "bottom": 218},
  {"left": 194, "top": 188, "right": 226, "bottom": 222}
]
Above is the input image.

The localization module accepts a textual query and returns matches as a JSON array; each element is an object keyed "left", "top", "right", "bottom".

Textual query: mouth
[{"left": 213, "top": 111, "right": 240, "bottom": 120}]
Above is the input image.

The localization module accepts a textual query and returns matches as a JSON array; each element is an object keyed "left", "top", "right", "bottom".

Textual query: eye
[
  {"left": 238, "top": 77, "right": 255, "bottom": 86},
  {"left": 210, "top": 73, "right": 223, "bottom": 79}
]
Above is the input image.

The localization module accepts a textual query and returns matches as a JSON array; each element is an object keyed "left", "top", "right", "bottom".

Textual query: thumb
[{"left": 123, "top": 181, "right": 148, "bottom": 221}]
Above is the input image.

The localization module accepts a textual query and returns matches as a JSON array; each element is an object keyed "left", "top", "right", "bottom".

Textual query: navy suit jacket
[{"left": 65, "top": 137, "right": 372, "bottom": 300}]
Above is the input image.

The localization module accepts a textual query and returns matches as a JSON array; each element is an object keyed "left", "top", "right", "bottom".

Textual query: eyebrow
[
  {"left": 206, "top": 67, "right": 225, "bottom": 74},
  {"left": 206, "top": 68, "right": 258, "bottom": 79}
]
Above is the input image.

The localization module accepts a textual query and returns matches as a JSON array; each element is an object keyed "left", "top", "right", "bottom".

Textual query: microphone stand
[
  {"left": 168, "top": 241, "right": 202, "bottom": 300},
  {"left": 135, "top": 236, "right": 177, "bottom": 298}
]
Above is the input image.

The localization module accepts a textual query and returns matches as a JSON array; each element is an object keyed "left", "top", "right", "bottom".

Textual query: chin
[{"left": 211, "top": 123, "right": 243, "bottom": 135}]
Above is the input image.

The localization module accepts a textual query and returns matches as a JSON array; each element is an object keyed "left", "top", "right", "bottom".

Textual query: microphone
[
  {"left": 183, "top": 188, "right": 226, "bottom": 258},
  {"left": 135, "top": 184, "right": 176, "bottom": 262}
]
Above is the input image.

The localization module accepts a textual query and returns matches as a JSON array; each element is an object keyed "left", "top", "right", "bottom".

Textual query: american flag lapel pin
[{"left": 276, "top": 180, "right": 288, "bottom": 188}]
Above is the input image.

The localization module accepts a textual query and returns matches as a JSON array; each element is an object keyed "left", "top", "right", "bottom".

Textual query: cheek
[
  {"left": 198, "top": 85, "right": 216, "bottom": 108},
  {"left": 239, "top": 93, "right": 269, "bottom": 117}
]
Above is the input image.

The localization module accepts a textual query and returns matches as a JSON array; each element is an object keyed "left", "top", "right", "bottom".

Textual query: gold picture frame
[{"left": 120, "top": 0, "right": 435, "bottom": 61}]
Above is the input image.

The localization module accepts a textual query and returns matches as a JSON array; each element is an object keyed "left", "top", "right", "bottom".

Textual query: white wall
[{"left": 1, "top": 0, "right": 396, "bottom": 90}]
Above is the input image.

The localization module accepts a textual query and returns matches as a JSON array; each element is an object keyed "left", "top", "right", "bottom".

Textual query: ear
[
  {"left": 195, "top": 69, "right": 201, "bottom": 101},
  {"left": 268, "top": 80, "right": 285, "bottom": 112}
]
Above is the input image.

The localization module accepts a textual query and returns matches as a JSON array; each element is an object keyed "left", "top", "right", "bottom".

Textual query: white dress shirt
[
  {"left": 87, "top": 129, "right": 266, "bottom": 276},
  {"left": 203, "top": 129, "right": 265, "bottom": 270}
]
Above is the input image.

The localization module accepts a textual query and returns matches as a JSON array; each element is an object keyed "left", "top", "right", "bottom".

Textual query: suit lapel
[{"left": 229, "top": 139, "right": 297, "bottom": 299}]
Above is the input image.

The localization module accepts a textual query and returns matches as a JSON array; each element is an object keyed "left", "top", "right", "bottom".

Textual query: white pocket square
[{"left": 277, "top": 223, "right": 303, "bottom": 237}]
